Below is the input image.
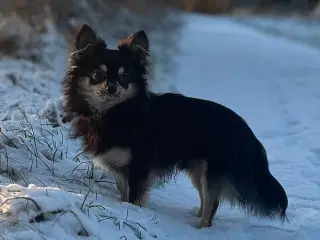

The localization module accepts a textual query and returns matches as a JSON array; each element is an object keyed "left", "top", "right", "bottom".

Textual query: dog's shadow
[
  {"left": 146, "top": 197, "right": 255, "bottom": 231},
  {"left": 146, "top": 198, "right": 202, "bottom": 227}
]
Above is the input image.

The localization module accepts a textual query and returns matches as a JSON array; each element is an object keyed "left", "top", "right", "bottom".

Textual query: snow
[
  {"left": 1, "top": 13, "right": 320, "bottom": 239},
  {"left": 234, "top": 15, "right": 320, "bottom": 50}
]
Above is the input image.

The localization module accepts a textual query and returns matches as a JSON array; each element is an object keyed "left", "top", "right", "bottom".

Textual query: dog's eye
[
  {"left": 91, "top": 69, "right": 106, "bottom": 84},
  {"left": 118, "top": 73, "right": 131, "bottom": 89}
]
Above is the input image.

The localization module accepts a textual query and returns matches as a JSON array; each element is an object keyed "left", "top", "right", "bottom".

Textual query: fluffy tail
[{"left": 231, "top": 140, "right": 288, "bottom": 222}]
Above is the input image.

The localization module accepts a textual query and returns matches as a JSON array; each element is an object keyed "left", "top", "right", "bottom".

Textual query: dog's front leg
[
  {"left": 127, "top": 163, "right": 150, "bottom": 207},
  {"left": 115, "top": 169, "right": 129, "bottom": 202}
]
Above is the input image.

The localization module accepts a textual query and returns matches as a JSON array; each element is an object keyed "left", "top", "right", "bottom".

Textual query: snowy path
[
  {"left": 1, "top": 15, "right": 320, "bottom": 239},
  {"left": 151, "top": 15, "right": 320, "bottom": 239}
]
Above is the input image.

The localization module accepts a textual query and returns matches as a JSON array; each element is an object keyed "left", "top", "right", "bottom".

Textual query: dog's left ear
[
  {"left": 75, "top": 24, "right": 105, "bottom": 50},
  {"left": 118, "top": 30, "right": 149, "bottom": 62}
]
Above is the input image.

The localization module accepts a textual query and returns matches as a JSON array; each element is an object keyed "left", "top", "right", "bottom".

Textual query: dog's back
[{"left": 149, "top": 93, "right": 261, "bottom": 167}]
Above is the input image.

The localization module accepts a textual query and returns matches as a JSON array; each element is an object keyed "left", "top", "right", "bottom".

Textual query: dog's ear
[
  {"left": 75, "top": 24, "right": 104, "bottom": 50},
  {"left": 118, "top": 30, "right": 149, "bottom": 62}
]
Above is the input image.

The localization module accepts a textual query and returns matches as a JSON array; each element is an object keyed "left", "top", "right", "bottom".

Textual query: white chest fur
[{"left": 94, "top": 147, "right": 131, "bottom": 170}]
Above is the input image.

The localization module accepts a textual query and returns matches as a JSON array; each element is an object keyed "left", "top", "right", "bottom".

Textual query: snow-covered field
[{"left": 1, "top": 13, "right": 320, "bottom": 239}]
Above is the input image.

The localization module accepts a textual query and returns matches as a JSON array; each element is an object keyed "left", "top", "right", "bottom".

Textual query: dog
[{"left": 62, "top": 24, "right": 288, "bottom": 229}]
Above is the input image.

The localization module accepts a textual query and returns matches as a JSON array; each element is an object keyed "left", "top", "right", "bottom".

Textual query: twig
[
  {"left": 59, "top": 162, "right": 87, "bottom": 179},
  {"left": 50, "top": 210, "right": 89, "bottom": 237},
  {"left": 98, "top": 213, "right": 156, "bottom": 239},
  {"left": 0, "top": 127, "right": 18, "bottom": 149},
  {"left": 81, "top": 191, "right": 90, "bottom": 211},
  {"left": 0, "top": 197, "right": 41, "bottom": 211},
  {"left": 33, "top": 176, "right": 47, "bottom": 187},
  {"left": 94, "top": 180, "right": 116, "bottom": 185},
  {"left": 59, "top": 178, "right": 93, "bottom": 192},
  {"left": 20, "top": 220, "right": 46, "bottom": 240}
]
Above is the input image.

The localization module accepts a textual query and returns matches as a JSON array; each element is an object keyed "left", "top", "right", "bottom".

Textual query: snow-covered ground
[
  {"left": 1, "top": 13, "right": 320, "bottom": 239},
  {"left": 234, "top": 15, "right": 320, "bottom": 50}
]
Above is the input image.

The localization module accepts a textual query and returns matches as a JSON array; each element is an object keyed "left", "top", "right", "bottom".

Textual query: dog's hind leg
[
  {"left": 197, "top": 166, "right": 220, "bottom": 228},
  {"left": 210, "top": 199, "right": 220, "bottom": 222},
  {"left": 188, "top": 164, "right": 204, "bottom": 218}
]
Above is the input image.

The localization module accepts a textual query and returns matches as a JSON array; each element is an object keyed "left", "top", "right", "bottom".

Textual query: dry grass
[
  {"left": 0, "top": 0, "right": 184, "bottom": 82},
  {"left": 0, "top": 13, "right": 42, "bottom": 61}
]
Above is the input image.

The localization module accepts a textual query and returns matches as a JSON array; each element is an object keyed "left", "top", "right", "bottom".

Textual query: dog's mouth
[
  {"left": 97, "top": 85, "right": 121, "bottom": 101},
  {"left": 96, "top": 81, "right": 134, "bottom": 103}
]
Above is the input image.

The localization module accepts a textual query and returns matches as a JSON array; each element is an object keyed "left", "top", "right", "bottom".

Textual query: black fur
[{"left": 63, "top": 24, "right": 288, "bottom": 227}]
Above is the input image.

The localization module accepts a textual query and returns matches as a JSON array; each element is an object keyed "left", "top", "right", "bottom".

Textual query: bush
[{"left": 0, "top": 14, "right": 42, "bottom": 61}]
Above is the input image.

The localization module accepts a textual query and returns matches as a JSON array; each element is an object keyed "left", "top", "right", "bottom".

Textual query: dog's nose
[{"left": 107, "top": 82, "right": 117, "bottom": 94}]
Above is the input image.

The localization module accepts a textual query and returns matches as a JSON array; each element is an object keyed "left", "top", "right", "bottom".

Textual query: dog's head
[{"left": 64, "top": 24, "right": 149, "bottom": 117}]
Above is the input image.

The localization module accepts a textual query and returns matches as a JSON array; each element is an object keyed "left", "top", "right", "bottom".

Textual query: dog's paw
[
  {"left": 190, "top": 207, "right": 202, "bottom": 217},
  {"left": 132, "top": 199, "right": 145, "bottom": 207},
  {"left": 120, "top": 195, "right": 129, "bottom": 202},
  {"left": 196, "top": 210, "right": 203, "bottom": 218},
  {"left": 196, "top": 220, "right": 212, "bottom": 229}
]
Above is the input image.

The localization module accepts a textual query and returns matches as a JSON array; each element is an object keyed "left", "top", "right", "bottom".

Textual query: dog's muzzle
[{"left": 107, "top": 82, "right": 118, "bottom": 94}]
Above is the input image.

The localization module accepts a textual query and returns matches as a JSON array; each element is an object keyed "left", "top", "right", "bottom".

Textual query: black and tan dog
[{"left": 62, "top": 24, "right": 288, "bottom": 228}]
